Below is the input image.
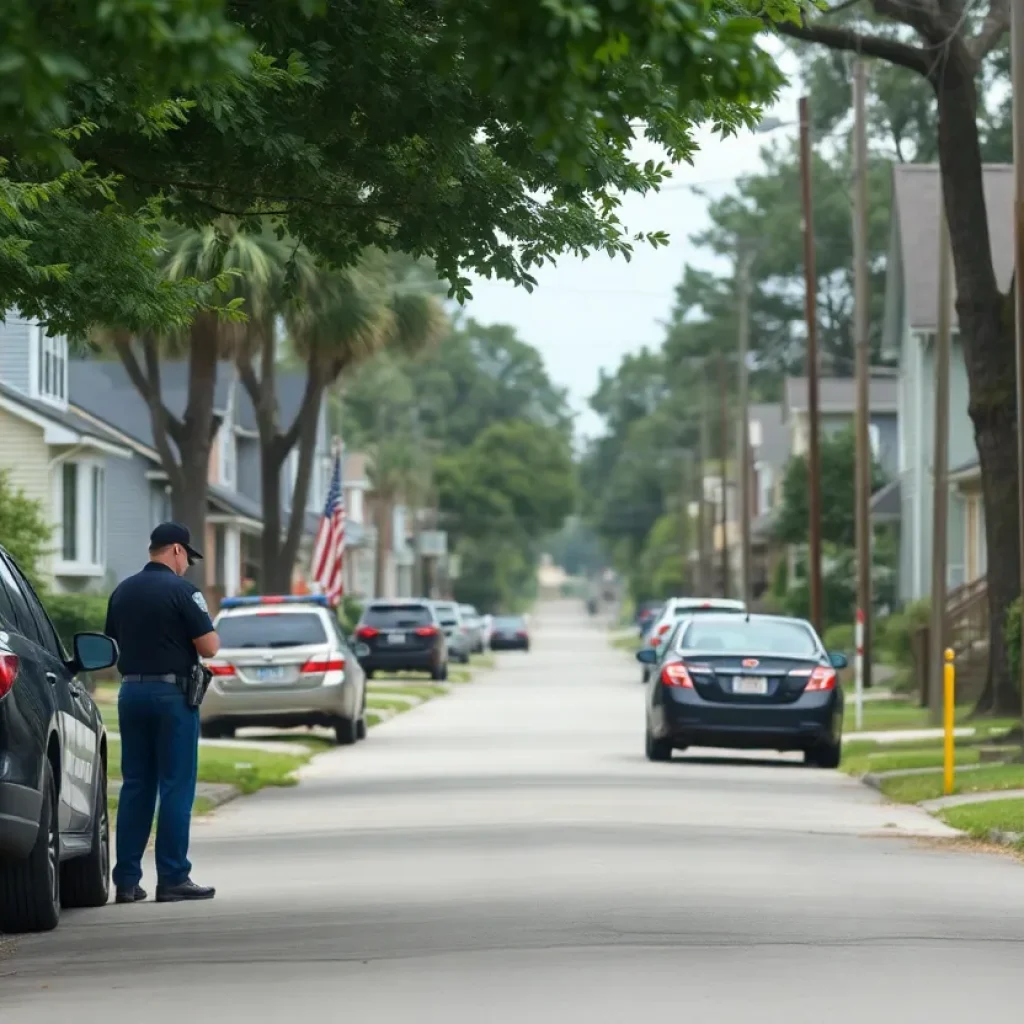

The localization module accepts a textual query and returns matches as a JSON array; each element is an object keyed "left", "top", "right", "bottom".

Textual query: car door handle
[
  {"left": 69, "top": 681, "right": 88, "bottom": 700},
  {"left": 46, "top": 671, "right": 58, "bottom": 686}
]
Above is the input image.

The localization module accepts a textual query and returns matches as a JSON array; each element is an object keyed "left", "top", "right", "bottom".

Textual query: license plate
[
  {"left": 386, "top": 632, "right": 405, "bottom": 645},
  {"left": 733, "top": 676, "right": 768, "bottom": 695},
  {"left": 252, "top": 666, "right": 287, "bottom": 683}
]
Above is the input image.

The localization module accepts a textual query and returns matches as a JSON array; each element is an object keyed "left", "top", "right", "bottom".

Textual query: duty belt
[{"left": 122, "top": 673, "right": 181, "bottom": 684}]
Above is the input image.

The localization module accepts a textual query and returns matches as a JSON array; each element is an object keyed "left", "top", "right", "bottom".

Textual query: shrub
[
  {"left": 337, "top": 595, "right": 364, "bottom": 634},
  {"left": 876, "top": 599, "right": 930, "bottom": 669},
  {"left": 43, "top": 592, "right": 109, "bottom": 651},
  {"left": 823, "top": 623, "right": 854, "bottom": 655}
]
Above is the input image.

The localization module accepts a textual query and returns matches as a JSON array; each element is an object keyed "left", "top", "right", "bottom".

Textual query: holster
[{"left": 184, "top": 663, "right": 213, "bottom": 709}]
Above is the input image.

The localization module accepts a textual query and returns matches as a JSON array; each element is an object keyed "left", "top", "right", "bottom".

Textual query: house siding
[
  {"left": 0, "top": 409, "right": 55, "bottom": 582},
  {"left": 237, "top": 436, "right": 260, "bottom": 505},
  {"left": 0, "top": 316, "right": 33, "bottom": 396},
  {"left": 103, "top": 453, "right": 159, "bottom": 589}
]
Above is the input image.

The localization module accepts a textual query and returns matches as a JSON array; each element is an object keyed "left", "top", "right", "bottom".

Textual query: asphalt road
[{"left": 4, "top": 602, "right": 1024, "bottom": 1023}]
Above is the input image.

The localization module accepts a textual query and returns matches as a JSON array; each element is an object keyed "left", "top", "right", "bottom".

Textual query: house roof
[
  {"left": 748, "top": 403, "right": 788, "bottom": 472},
  {"left": 949, "top": 455, "right": 981, "bottom": 483},
  {"left": 893, "top": 164, "right": 1013, "bottom": 330},
  {"left": 68, "top": 359, "right": 315, "bottom": 450},
  {"left": 784, "top": 374, "right": 899, "bottom": 417},
  {"left": 869, "top": 478, "right": 901, "bottom": 520},
  {"left": 0, "top": 381, "right": 133, "bottom": 457}
]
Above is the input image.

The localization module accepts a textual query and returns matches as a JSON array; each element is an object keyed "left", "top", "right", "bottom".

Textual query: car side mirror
[
  {"left": 828, "top": 651, "right": 848, "bottom": 670},
  {"left": 636, "top": 647, "right": 659, "bottom": 665},
  {"left": 353, "top": 642, "right": 370, "bottom": 659},
  {"left": 73, "top": 632, "right": 119, "bottom": 672}
]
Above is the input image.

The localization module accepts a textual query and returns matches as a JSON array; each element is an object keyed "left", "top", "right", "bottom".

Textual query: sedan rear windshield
[
  {"left": 494, "top": 617, "right": 524, "bottom": 630},
  {"left": 673, "top": 604, "right": 743, "bottom": 617},
  {"left": 680, "top": 620, "right": 819, "bottom": 657},
  {"left": 218, "top": 612, "right": 327, "bottom": 649},
  {"left": 363, "top": 605, "right": 434, "bottom": 629}
]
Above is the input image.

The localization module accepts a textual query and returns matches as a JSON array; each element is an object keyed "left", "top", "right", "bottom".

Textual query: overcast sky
[{"left": 462, "top": 46, "right": 801, "bottom": 440}]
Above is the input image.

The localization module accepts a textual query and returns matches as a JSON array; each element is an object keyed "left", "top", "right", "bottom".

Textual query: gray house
[
  {"left": 881, "top": 163, "right": 1012, "bottom": 602},
  {"left": 782, "top": 374, "right": 900, "bottom": 480}
]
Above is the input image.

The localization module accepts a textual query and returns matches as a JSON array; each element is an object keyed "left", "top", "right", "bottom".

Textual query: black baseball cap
[{"left": 150, "top": 522, "right": 203, "bottom": 565}]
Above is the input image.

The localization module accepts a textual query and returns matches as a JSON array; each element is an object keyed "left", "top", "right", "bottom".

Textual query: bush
[
  {"left": 823, "top": 623, "right": 854, "bottom": 655},
  {"left": 43, "top": 592, "right": 109, "bottom": 651},
  {"left": 1006, "top": 597, "right": 1021, "bottom": 687},
  {"left": 876, "top": 598, "right": 930, "bottom": 669},
  {"left": 337, "top": 595, "right": 364, "bottom": 634}
]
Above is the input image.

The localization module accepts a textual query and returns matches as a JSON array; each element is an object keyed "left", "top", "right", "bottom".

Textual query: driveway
[{"left": 4, "top": 601, "right": 1024, "bottom": 1022}]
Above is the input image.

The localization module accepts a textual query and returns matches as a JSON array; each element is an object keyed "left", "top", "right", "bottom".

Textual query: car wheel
[
  {"left": 200, "top": 722, "right": 235, "bottom": 740},
  {"left": 334, "top": 717, "right": 358, "bottom": 746},
  {"left": 0, "top": 760, "right": 60, "bottom": 933},
  {"left": 641, "top": 667, "right": 650, "bottom": 684},
  {"left": 431, "top": 662, "right": 448, "bottom": 682},
  {"left": 356, "top": 717, "right": 368, "bottom": 740},
  {"left": 806, "top": 739, "right": 842, "bottom": 769},
  {"left": 645, "top": 728, "right": 672, "bottom": 763},
  {"left": 61, "top": 759, "right": 111, "bottom": 909},
  {"left": 365, "top": 669, "right": 375, "bottom": 680}
]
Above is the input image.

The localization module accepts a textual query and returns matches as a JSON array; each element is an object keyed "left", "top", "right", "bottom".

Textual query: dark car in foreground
[
  {"left": 638, "top": 613, "right": 846, "bottom": 768},
  {"left": 355, "top": 600, "right": 448, "bottom": 681},
  {"left": 0, "top": 544, "right": 120, "bottom": 933},
  {"left": 489, "top": 615, "right": 530, "bottom": 651}
]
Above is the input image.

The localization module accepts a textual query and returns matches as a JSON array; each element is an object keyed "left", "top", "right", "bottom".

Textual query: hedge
[{"left": 43, "top": 592, "right": 109, "bottom": 651}]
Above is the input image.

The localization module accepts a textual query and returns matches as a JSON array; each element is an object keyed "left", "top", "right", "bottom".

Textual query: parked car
[
  {"left": 432, "top": 601, "right": 473, "bottom": 663},
  {"left": 636, "top": 601, "right": 664, "bottom": 637},
  {"left": 201, "top": 595, "right": 369, "bottom": 746},
  {"left": 640, "top": 597, "right": 747, "bottom": 683},
  {"left": 638, "top": 613, "right": 847, "bottom": 767},
  {"left": 490, "top": 615, "right": 530, "bottom": 651},
  {"left": 0, "top": 544, "right": 119, "bottom": 933},
  {"left": 355, "top": 600, "right": 448, "bottom": 681},
  {"left": 458, "top": 604, "right": 486, "bottom": 654}
]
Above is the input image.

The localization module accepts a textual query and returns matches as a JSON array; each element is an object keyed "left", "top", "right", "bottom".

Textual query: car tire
[
  {"left": 61, "top": 759, "right": 111, "bottom": 910},
  {"left": 645, "top": 728, "right": 673, "bottom": 763},
  {"left": 334, "top": 717, "right": 358, "bottom": 746},
  {"left": 641, "top": 667, "right": 650, "bottom": 684},
  {"left": 201, "top": 722, "right": 235, "bottom": 740},
  {"left": 0, "top": 760, "right": 60, "bottom": 933},
  {"left": 431, "top": 662, "right": 448, "bottom": 682},
  {"left": 807, "top": 739, "right": 842, "bottom": 769},
  {"left": 365, "top": 669, "right": 375, "bottom": 680},
  {"left": 356, "top": 717, "right": 368, "bottom": 740}
]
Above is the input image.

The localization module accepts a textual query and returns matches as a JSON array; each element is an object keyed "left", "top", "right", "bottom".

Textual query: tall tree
[{"left": 775, "top": 3, "right": 1019, "bottom": 710}]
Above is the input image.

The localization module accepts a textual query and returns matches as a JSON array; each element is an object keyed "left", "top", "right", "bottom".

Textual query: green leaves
[{"left": 0, "top": 471, "right": 51, "bottom": 593}]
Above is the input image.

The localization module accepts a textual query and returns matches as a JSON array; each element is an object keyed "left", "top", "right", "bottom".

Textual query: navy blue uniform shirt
[{"left": 104, "top": 563, "right": 215, "bottom": 676}]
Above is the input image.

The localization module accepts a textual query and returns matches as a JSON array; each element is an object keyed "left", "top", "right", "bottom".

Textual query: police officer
[{"left": 104, "top": 522, "right": 220, "bottom": 904}]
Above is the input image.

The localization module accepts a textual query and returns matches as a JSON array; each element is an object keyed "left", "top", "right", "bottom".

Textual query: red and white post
[{"left": 854, "top": 607, "right": 865, "bottom": 731}]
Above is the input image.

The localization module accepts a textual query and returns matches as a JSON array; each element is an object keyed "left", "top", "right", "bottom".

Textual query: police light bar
[{"left": 219, "top": 595, "right": 330, "bottom": 609}]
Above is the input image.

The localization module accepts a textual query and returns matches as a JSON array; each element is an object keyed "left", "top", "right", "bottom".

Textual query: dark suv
[
  {"left": 355, "top": 601, "right": 448, "bottom": 680},
  {"left": 0, "top": 544, "right": 119, "bottom": 933}
]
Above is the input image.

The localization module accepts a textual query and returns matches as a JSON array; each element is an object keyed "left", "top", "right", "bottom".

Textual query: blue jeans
[{"left": 112, "top": 683, "right": 199, "bottom": 889}]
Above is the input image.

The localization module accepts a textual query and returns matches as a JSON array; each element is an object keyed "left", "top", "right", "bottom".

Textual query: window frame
[
  {"left": 34, "top": 324, "right": 68, "bottom": 408},
  {"left": 54, "top": 458, "right": 107, "bottom": 577}
]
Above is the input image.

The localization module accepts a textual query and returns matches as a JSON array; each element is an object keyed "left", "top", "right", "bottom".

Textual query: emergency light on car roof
[{"left": 219, "top": 595, "right": 330, "bottom": 609}]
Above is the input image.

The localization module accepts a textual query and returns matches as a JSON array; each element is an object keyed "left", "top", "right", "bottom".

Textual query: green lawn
[
  {"left": 940, "top": 798, "right": 1024, "bottom": 841},
  {"left": 841, "top": 743, "right": 982, "bottom": 777},
  {"left": 610, "top": 633, "right": 640, "bottom": 652},
  {"left": 843, "top": 698, "right": 1016, "bottom": 735},
  {"left": 370, "top": 683, "right": 449, "bottom": 701},
  {"left": 108, "top": 739, "right": 311, "bottom": 794},
  {"left": 879, "top": 763, "right": 1024, "bottom": 804}
]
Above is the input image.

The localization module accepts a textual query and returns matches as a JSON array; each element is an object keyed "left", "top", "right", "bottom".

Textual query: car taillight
[
  {"left": 660, "top": 662, "right": 694, "bottom": 688},
  {"left": 301, "top": 657, "right": 345, "bottom": 674},
  {"left": 516, "top": 630, "right": 527, "bottom": 637},
  {"left": 356, "top": 627, "right": 379, "bottom": 639},
  {"left": 657, "top": 623, "right": 671, "bottom": 634},
  {"left": 414, "top": 626, "right": 438, "bottom": 637},
  {"left": 0, "top": 653, "right": 19, "bottom": 699},
  {"left": 205, "top": 660, "right": 236, "bottom": 676},
  {"left": 791, "top": 666, "right": 837, "bottom": 691}
]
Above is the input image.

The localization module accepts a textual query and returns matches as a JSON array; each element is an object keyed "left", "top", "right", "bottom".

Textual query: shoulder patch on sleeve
[{"left": 191, "top": 590, "right": 209, "bottom": 615}]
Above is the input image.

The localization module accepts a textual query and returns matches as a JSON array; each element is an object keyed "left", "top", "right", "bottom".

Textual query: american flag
[{"left": 312, "top": 448, "right": 345, "bottom": 604}]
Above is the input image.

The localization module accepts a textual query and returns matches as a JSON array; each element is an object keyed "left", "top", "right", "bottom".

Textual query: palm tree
[
  {"left": 243, "top": 251, "right": 448, "bottom": 593},
  {"left": 110, "top": 221, "right": 301, "bottom": 574}
]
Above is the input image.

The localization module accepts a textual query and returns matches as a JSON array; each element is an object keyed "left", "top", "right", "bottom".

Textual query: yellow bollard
[{"left": 943, "top": 648, "right": 956, "bottom": 796}]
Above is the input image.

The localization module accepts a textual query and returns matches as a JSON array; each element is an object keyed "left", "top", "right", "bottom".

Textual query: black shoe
[
  {"left": 156, "top": 878, "right": 216, "bottom": 903},
  {"left": 115, "top": 885, "right": 148, "bottom": 904}
]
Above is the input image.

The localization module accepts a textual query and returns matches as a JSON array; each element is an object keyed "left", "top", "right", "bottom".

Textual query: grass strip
[
  {"left": 939, "top": 797, "right": 1024, "bottom": 841},
  {"left": 879, "top": 763, "right": 1024, "bottom": 804}
]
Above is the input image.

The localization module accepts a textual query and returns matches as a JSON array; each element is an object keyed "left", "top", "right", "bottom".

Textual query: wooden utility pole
[
  {"left": 852, "top": 59, "right": 873, "bottom": 717},
  {"left": 699, "top": 382, "right": 712, "bottom": 594},
  {"left": 737, "top": 249, "right": 754, "bottom": 606},
  {"left": 718, "top": 350, "right": 730, "bottom": 598},
  {"left": 799, "top": 95, "right": 824, "bottom": 634},
  {"left": 928, "top": 204, "right": 953, "bottom": 725},
  {"left": 679, "top": 451, "right": 691, "bottom": 591},
  {"left": 1012, "top": 0, "right": 1024, "bottom": 726}
]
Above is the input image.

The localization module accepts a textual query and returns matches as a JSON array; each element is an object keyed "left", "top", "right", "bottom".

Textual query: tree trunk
[{"left": 934, "top": 59, "right": 1020, "bottom": 714}]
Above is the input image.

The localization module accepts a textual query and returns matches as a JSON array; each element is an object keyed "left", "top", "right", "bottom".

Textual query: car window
[
  {"left": 494, "top": 616, "right": 523, "bottom": 629},
  {"left": 217, "top": 612, "right": 328, "bottom": 649},
  {"left": 0, "top": 554, "right": 52, "bottom": 651},
  {"left": 362, "top": 604, "right": 434, "bottom": 629},
  {"left": 680, "top": 619, "right": 819, "bottom": 657}
]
